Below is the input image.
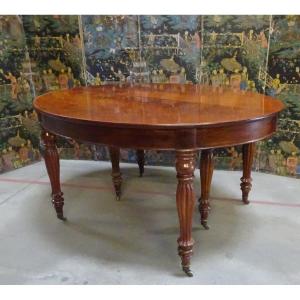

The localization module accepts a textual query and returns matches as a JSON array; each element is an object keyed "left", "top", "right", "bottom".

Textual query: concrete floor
[{"left": 0, "top": 160, "right": 299, "bottom": 284}]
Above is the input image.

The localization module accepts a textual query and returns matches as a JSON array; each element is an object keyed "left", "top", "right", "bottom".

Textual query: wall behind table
[
  {"left": 0, "top": 15, "right": 299, "bottom": 178},
  {"left": 0, "top": 16, "right": 40, "bottom": 172}
]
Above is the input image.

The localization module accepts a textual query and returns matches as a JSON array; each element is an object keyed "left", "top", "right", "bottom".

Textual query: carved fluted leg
[
  {"left": 136, "top": 150, "right": 145, "bottom": 177},
  {"left": 108, "top": 146, "right": 122, "bottom": 201},
  {"left": 241, "top": 143, "right": 256, "bottom": 204},
  {"left": 199, "top": 149, "right": 214, "bottom": 230},
  {"left": 175, "top": 150, "right": 197, "bottom": 277},
  {"left": 41, "top": 129, "right": 65, "bottom": 221}
]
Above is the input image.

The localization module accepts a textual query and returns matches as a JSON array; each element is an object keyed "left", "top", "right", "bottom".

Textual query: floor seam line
[{"left": 0, "top": 173, "right": 299, "bottom": 208}]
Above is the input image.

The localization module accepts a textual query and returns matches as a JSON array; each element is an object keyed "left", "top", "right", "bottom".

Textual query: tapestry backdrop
[{"left": 0, "top": 15, "right": 299, "bottom": 178}]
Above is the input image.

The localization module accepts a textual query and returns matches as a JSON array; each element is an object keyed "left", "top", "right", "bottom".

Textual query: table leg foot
[
  {"left": 182, "top": 265, "right": 193, "bottom": 277},
  {"left": 201, "top": 220, "right": 210, "bottom": 230},
  {"left": 56, "top": 212, "right": 67, "bottom": 221},
  {"left": 52, "top": 192, "right": 66, "bottom": 220},
  {"left": 176, "top": 150, "right": 196, "bottom": 277},
  {"left": 242, "top": 195, "right": 250, "bottom": 205},
  {"left": 136, "top": 150, "right": 145, "bottom": 177},
  {"left": 112, "top": 175, "right": 122, "bottom": 201},
  {"left": 199, "top": 149, "right": 214, "bottom": 230},
  {"left": 112, "top": 174, "right": 122, "bottom": 201},
  {"left": 178, "top": 243, "right": 194, "bottom": 277},
  {"left": 109, "top": 147, "right": 122, "bottom": 201},
  {"left": 241, "top": 177, "right": 251, "bottom": 204},
  {"left": 240, "top": 143, "right": 255, "bottom": 205},
  {"left": 41, "top": 129, "right": 65, "bottom": 220}
]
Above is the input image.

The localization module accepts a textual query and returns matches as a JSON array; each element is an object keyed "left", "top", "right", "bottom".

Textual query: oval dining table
[{"left": 33, "top": 83, "right": 284, "bottom": 277}]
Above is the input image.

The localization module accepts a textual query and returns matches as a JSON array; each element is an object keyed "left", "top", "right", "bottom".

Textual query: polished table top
[{"left": 34, "top": 84, "right": 284, "bottom": 128}]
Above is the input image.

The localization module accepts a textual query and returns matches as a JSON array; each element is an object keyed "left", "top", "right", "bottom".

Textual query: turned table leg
[
  {"left": 175, "top": 150, "right": 196, "bottom": 277},
  {"left": 41, "top": 129, "right": 66, "bottom": 220},
  {"left": 136, "top": 150, "right": 145, "bottom": 177},
  {"left": 199, "top": 149, "right": 214, "bottom": 230},
  {"left": 108, "top": 146, "right": 122, "bottom": 201},
  {"left": 241, "top": 143, "right": 256, "bottom": 204}
]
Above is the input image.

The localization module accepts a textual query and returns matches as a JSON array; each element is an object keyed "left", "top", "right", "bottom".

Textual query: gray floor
[{"left": 0, "top": 160, "right": 299, "bottom": 284}]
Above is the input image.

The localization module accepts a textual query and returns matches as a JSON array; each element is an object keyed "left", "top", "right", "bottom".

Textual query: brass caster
[
  {"left": 182, "top": 266, "right": 193, "bottom": 277},
  {"left": 201, "top": 221, "right": 210, "bottom": 230},
  {"left": 242, "top": 197, "right": 250, "bottom": 205},
  {"left": 57, "top": 213, "right": 67, "bottom": 221}
]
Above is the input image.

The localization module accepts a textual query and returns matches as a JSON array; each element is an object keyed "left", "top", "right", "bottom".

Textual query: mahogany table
[{"left": 33, "top": 84, "right": 284, "bottom": 277}]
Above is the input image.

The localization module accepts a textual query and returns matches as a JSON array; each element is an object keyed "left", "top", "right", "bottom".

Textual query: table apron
[{"left": 39, "top": 114, "right": 278, "bottom": 150}]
